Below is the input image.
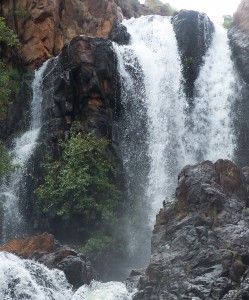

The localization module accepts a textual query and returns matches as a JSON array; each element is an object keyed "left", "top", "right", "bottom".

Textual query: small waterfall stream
[{"left": 0, "top": 60, "right": 50, "bottom": 243}]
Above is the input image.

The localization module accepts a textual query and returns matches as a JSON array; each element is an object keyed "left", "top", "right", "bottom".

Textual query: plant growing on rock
[
  {"left": 223, "top": 15, "right": 233, "bottom": 29},
  {"left": 35, "top": 132, "right": 121, "bottom": 229},
  {"left": 0, "top": 17, "right": 21, "bottom": 118}
]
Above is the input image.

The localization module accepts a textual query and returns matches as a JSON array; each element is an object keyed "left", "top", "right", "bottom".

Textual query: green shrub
[
  {"left": 223, "top": 15, "right": 233, "bottom": 29},
  {"left": 0, "top": 17, "right": 20, "bottom": 47},
  {"left": 0, "top": 17, "right": 21, "bottom": 118},
  {"left": 35, "top": 132, "right": 121, "bottom": 228}
]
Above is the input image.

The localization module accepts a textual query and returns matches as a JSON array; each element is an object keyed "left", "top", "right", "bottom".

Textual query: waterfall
[
  {"left": 0, "top": 15, "right": 239, "bottom": 299},
  {"left": 185, "top": 25, "right": 236, "bottom": 162},
  {"left": 0, "top": 60, "right": 51, "bottom": 243},
  {"left": 0, "top": 252, "right": 134, "bottom": 300},
  {"left": 114, "top": 17, "right": 237, "bottom": 271}
]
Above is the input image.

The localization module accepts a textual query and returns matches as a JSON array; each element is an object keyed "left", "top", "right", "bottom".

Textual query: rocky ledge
[
  {"left": 129, "top": 159, "right": 249, "bottom": 299},
  {"left": 0, "top": 232, "right": 97, "bottom": 288}
]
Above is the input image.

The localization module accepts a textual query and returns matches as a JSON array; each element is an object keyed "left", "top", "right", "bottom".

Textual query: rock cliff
[
  {"left": 130, "top": 159, "right": 249, "bottom": 299},
  {"left": 0, "top": 0, "right": 170, "bottom": 68},
  {"left": 228, "top": 0, "right": 249, "bottom": 167},
  {"left": 0, "top": 0, "right": 123, "bottom": 68}
]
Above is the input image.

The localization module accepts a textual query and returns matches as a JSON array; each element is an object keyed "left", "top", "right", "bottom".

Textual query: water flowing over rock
[
  {"left": 0, "top": 232, "right": 97, "bottom": 288},
  {"left": 172, "top": 10, "right": 214, "bottom": 99},
  {"left": 130, "top": 159, "right": 249, "bottom": 300}
]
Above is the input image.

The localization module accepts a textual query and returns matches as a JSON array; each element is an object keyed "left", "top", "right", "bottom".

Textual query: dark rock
[
  {"left": 131, "top": 159, "right": 249, "bottom": 299},
  {"left": 109, "top": 22, "right": 131, "bottom": 45},
  {"left": 172, "top": 10, "right": 214, "bottom": 99},
  {"left": 228, "top": 27, "right": 249, "bottom": 85},
  {"left": 228, "top": 26, "right": 249, "bottom": 167}
]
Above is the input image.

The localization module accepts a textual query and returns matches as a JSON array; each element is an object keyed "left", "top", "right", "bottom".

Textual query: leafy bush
[
  {"left": 0, "top": 17, "right": 20, "bottom": 47},
  {"left": 223, "top": 15, "right": 233, "bottom": 29},
  {"left": 0, "top": 17, "right": 21, "bottom": 118},
  {"left": 35, "top": 132, "right": 121, "bottom": 228},
  {"left": 165, "top": 3, "right": 177, "bottom": 16}
]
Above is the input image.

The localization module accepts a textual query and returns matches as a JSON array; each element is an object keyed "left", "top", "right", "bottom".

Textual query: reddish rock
[
  {"left": 0, "top": 0, "right": 122, "bottom": 68},
  {"left": 0, "top": 232, "right": 55, "bottom": 257},
  {"left": 233, "top": 0, "right": 249, "bottom": 37}
]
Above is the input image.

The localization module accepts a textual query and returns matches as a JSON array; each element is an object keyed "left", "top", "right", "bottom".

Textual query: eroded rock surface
[
  {"left": 0, "top": 0, "right": 123, "bottom": 68},
  {"left": 130, "top": 159, "right": 249, "bottom": 299},
  {"left": 0, "top": 232, "right": 97, "bottom": 288}
]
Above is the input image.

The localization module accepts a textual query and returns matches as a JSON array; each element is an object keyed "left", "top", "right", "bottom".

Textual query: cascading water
[
  {"left": 185, "top": 25, "right": 237, "bottom": 163},
  {"left": 0, "top": 59, "right": 50, "bottom": 243},
  {"left": 114, "top": 17, "right": 237, "bottom": 272},
  {"left": 114, "top": 15, "right": 188, "bottom": 270},
  {"left": 0, "top": 252, "right": 135, "bottom": 300}
]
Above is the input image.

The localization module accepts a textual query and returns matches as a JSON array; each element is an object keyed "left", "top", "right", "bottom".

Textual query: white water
[
  {"left": 0, "top": 60, "right": 50, "bottom": 243},
  {"left": 0, "top": 252, "right": 134, "bottom": 300},
  {"left": 114, "top": 17, "right": 237, "bottom": 272},
  {"left": 185, "top": 25, "right": 236, "bottom": 162}
]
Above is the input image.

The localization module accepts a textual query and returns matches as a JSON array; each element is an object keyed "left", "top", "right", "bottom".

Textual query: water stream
[{"left": 0, "top": 60, "right": 51, "bottom": 243}]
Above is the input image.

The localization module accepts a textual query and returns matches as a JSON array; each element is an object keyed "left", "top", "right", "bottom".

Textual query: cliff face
[
  {"left": 0, "top": 0, "right": 123, "bottom": 68},
  {"left": 0, "top": 0, "right": 170, "bottom": 68},
  {"left": 233, "top": 0, "right": 249, "bottom": 38},
  {"left": 228, "top": 0, "right": 249, "bottom": 167},
  {"left": 130, "top": 159, "right": 249, "bottom": 300}
]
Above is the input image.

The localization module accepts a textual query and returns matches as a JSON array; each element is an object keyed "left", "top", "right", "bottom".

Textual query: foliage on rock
[
  {"left": 35, "top": 132, "right": 121, "bottom": 229},
  {"left": 0, "top": 17, "right": 20, "bottom": 47},
  {"left": 0, "top": 17, "right": 21, "bottom": 118},
  {"left": 223, "top": 15, "right": 233, "bottom": 29}
]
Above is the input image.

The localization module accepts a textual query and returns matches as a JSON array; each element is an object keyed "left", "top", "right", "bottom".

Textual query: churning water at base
[
  {"left": 0, "top": 252, "right": 134, "bottom": 300},
  {"left": 114, "top": 16, "right": 237, "bottom": 272},
  {"left": 0, "top": 60, "right": 50, "bottom": 243}
]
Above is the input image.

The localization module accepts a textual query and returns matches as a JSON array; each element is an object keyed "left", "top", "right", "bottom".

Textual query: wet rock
[
  {"left": 0, "top": 232, "right": 97, "bottom": 288},
  {"left": 131, "top": 159, "right": 249, "bottom": 299},
  {"left": 109, "top": 22, "right": 131, "bottom": 45},
  {"left": 172, "top": 10, "right": 214, "bottom": 99}
]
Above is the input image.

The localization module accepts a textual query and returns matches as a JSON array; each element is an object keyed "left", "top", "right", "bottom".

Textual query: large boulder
[
  {"left": 0, "top": 232, "right": 97, "bottom": 288},
  {"left": 172, "top": 10, "right": 214, "bottom": 99},
  {"left": 130, "top": 159, "right": 249, "bottom": 299}
]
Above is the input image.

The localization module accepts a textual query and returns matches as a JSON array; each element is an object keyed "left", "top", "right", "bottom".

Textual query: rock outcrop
[
  {"left": 0, "top": 0, "right": 171, "bottom": 68},
  {"left": 0, "top": 0, "right": 123, "bottom": 68},
  {"left": 233, "top": 0, "right": 249, "bottom": 39},
  {"left": 130, "top": 159, "right": 249, "bottom": 299},
  {"left": 172, "top": 10, "right": 214, "bottom": 99},
  {"left": 22, "top": 33, "right": 123, "bottom": 239},
  {"left": 0, "top": 232, "right": 97, "bottom": 288},
  {"left": 228, "top": 0, "right": 249, "bottom": 167}
]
